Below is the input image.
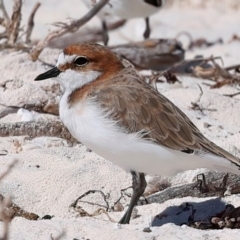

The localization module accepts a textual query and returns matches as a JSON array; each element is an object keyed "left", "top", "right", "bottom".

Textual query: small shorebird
[
  {"left": 35, "top": 42, "right": 240, "bottom": 224},
  {"left": 83, "top": 0, "right": 165, "bottom": 45}
]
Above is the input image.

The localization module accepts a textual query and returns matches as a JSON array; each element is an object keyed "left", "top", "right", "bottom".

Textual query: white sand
[{"left": 1, "top": 1, "right": 240, "bottom": 239}]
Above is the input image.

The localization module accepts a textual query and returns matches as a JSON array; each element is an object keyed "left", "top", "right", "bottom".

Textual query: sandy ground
[{"left": 1, "top": 1, "right": 240, "bottom": 239}]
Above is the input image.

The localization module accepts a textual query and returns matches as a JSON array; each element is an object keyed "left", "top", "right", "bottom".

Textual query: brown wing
[{"left": 92, "top": 68, "right": 240, "bottom": 165}]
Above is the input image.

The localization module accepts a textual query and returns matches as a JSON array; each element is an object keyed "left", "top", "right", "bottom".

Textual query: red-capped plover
[{"left": 35, "top": 42, "right": 240, "bottom": 224}]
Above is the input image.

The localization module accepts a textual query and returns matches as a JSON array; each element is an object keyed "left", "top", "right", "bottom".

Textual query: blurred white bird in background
[{"left": 83, "top": 0, "right": 165, "bottom": 45}]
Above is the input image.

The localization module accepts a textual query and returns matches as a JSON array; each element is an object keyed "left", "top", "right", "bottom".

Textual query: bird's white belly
[
  {"left": 60, "top": 95, "right": 239, "bottom": 176},
  {"left": 109, "top": 0, "right": 161, "bottom": 19},
  {"left": 83, "top": 0, "right": 161, "bottom": 19}
]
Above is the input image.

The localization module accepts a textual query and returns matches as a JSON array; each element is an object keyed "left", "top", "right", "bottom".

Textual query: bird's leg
[
  {"left": 118, "top": 171, "right": 146, "bottom": 224},
  {"left": 143, "top": 17, "right": 151, "bottom": 39},
  {"left": 101, "top": 20, "right": 109, "bottom": 46}
]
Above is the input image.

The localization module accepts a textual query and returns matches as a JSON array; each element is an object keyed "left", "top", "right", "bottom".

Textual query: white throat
[
  {"left": 56, "top": 52, "right": 101, "bottom": 92},
  {"left": 57, "top": 69, "right": 101, "bottom": 93}
]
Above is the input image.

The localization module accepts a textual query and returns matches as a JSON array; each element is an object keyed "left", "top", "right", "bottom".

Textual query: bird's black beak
[{"left": 34, "top": 67, "right": 61, "bottom": 81}]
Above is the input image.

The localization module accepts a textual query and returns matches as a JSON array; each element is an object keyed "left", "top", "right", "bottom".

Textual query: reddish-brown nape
[{"left": 64, "top": 43, "right": 125, "bottom": 105}]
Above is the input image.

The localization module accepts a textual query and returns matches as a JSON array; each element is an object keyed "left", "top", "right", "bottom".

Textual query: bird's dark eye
[{"left": 74, "top": 57, "right": 88, "bottom": 66}]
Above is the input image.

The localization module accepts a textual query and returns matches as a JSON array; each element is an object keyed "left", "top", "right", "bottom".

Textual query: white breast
[
  {"left": 83, "top": 0, "right": 162, "bottom": 19},
  {"left": 60, "top": 95, "right": 239, "bottom": 176}
]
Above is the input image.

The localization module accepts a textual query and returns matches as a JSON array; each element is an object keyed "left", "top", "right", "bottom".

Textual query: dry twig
[
  {"left": 0, "top": 196, "right": 11, "bottom": 240},
  {"left": 113, "top": 186, "right": 132, "bottom": 211},
  {"left": 190, "top": 84, "right": 217, "bottom": 113},
  {"left": 30, "top": 0, "right": 110, "bottom": 61},
  {"left": 0, "top": 106, "right": 19, "bottom": 119},
  {"left": 48, "top": 19, "right": 126, "bottom": 49},
  {"left": 70, "top": 190, "right": 110, "bottom": 210},
  {"left": 25, "top": 2, "right": 41, "bottom": 44},
  {"left": 223, "top": 91, "right": 240, "bottom": 98},
  {"left": 0, "top": 194, "right": 39, "bottom": 221},
  {"left": 0, "top": 160, "right": 17, "bottom": 240},
  {"left": 192, "top": 57, "right": 240, "bottom": 88},
  {"left": 0, "top": 0, "right": 40, "bottom": 50},
  {"left": 7, "top": 0, "right": 22, "bottom": 45},
  {"left": 70, "top": 190, "right": 118, "bottom": 222},
  {"left": 190, "top": 84, "right": 203, "bottom": 110},
  {"left": 225, "top": 63, "right": 240, "bottom": 72},
  {"left": 0, "top": 160, "right": 39, "bottom": 235}
]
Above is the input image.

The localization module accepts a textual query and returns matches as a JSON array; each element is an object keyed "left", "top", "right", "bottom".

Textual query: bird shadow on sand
[{"left": 151, "top": 198, "right": 226, "bottom": 227}]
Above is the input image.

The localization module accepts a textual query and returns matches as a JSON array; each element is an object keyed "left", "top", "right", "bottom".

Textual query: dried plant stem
[
  {"left": 7, "top": 0, "right": 22, "bottom": 45},
  {"left": 223, "top": 91, "right": 240, "bottom": 98},
  {"left": 0, "top": 160, "right": 17, "bottom": 240},
  {"left": 30, "top": 0, "right": 109, "bottom": 61},
  {"left": 0, "top": 196, "right": 11, "bottom": 240},
  {"left": 0, "top": 194, "right": 39, "bottom": 221},
  {"left": 48, "top": 19, "right": 126, "bottom": 49},
  {"left": 70, "top": 190, "right": 110, "bottom": 210},
  {"left": 25, "top": 2, "right": 41, "bottom": 44}
]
